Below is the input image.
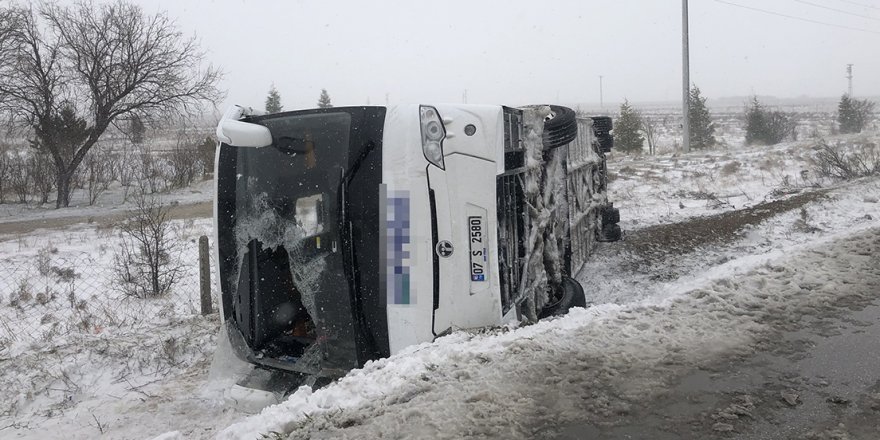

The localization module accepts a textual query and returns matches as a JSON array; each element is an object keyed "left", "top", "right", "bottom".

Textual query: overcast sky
[{"left": 127, "top": 0, "right": 880, "bottom": 110}]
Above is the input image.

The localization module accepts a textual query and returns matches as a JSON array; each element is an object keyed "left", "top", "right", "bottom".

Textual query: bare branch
[{"left": 0, "top": 1, "right": 223, "bottom": 207}]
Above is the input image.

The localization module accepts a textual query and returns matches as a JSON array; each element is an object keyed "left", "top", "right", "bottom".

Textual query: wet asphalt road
[
  {"left": 0, "top": 201, "right": 212, "bottom": 238},
  {"left": 557, "top": 300, "right": 880, "bottom": 440}
]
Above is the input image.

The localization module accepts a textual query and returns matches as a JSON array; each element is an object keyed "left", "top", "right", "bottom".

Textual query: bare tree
[
  {"left": 8, "top": 153, "right": 29, "bottom": 203},
  {"left": 134, "top": 147, "right": 165, "bottom": 194},
  {"left": 82, "top": 150, "right": 113, "bottom": 205},
  {"left": 30, "top": 151, "right": 55, "bottom": 204},
  {"left": 0, "top": 147, "right": 10, "bottom": 204},
  {"left": 813, "top": 140, "right": 880, "bottom": 180},
  {"left": 116, "top": 147, "right": 137, "bottom": 200},
  {"left": 113, "top": 190, "right": 185, "bottom": 298},
  {"left": 196, "top": 136, "right": 216, "bottom": 177},
  {"left": 0, "top": 9, "right": 22, "bottom": 100},
  {"left": 167, "top": 145, "right": 200, "bottom": 189},
  {"left": 640, "top": 113, "right": 658, "bottom": 155},
  {"left": 165, "top": 130, "right": 202, "bottom": 189},
  {"left": 0, "top": 1, "right": 222, "bottom": 208}
]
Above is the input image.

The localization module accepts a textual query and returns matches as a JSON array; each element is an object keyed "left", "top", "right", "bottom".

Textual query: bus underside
[{"left": 495, "top": 106, "right": 617, "bottom": 321}]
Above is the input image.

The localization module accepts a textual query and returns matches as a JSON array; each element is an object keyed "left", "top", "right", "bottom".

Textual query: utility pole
[
  {"left": 682, "top": 0, "right": 691, "bottom": 153},
  {"left": 846, "top": 64, "right": 853, "bottom": 97},
  {"left": 463, "top": 89, "right": 468, "bottom": 104},
  {"left": 599, "top": 75, "right": 604, "bottom": 110}
]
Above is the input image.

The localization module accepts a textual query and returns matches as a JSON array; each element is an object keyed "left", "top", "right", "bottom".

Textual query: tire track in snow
[{"left": 623, "top": 188, "right": 829, "bottom": 261}]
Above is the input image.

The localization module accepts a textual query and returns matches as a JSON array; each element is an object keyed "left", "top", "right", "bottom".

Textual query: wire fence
[{"left": 0, "top": 237, "right": 216, "bottom": 352}]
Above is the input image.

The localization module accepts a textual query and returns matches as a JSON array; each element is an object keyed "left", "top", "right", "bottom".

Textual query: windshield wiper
[{"left": 337, "top": 139, "right": 380, "bottom": 362}]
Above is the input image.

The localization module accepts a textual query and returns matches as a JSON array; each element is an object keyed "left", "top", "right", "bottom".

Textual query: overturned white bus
[{"left": 214, "top": 104, "right": 619, "bottom": 382}]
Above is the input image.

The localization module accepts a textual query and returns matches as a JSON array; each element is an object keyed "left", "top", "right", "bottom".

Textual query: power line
[
  {"left": 714, "top": 0, "right": 880, "bottom": 34},
  {"left": 794, "top": 0, "right": 880, "bottom": 21},
  {"left": 837, "top": 0, "right": 880, "bottom": 11}
]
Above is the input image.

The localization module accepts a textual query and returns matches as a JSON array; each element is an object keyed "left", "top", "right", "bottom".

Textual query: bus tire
[
  {"left": 539, "top": 276, "right": 587, "bottom": 318},
  {"left": 602, "top": 206, "right": 620, "bottom": 225},
  {"left": 598, "top": 223, "right": 622, "bottom": 242},
  {"left": 591, "top": 116, "right": 614, "bottom": 153},
  {"left": 543, "top": 105, "right": 577, "bottom": 149}
]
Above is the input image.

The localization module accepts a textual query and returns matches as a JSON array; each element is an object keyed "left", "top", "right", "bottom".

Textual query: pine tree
[
  {"left": 317, "top": 88, "right": 333, "bottom": 108},
  {"left": 688, "top": 86, "right": 715, "bottom": 150},
  {"left": 744, "top": 97, "right": 766, "bottom": 146},
  {"left": 129, "top": 115, "right": 146, "bottom": 145},
  {"left": 614, "top": 99, "right": 644, "bottom": 154},
  {"left": 265, "top": 84, "right": 283, "bottom": 113},
  {"left": 744, "top": 97, "right": 796, "bottom": 146},
  {"left": 33, "top": 105, "right": 89, "bottom": 160},
  {"left": 838, "top": 94, "right": 876, "bottom": 134}
]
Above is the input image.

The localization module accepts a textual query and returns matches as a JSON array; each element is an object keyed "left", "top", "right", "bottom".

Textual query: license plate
[{"left": 468, "top": 215, "right": 487, "bottom": 281}]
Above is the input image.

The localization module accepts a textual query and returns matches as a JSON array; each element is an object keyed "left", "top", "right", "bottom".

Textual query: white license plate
[{"left": 468, "top": 215, "right": 487, "bottom": 281}]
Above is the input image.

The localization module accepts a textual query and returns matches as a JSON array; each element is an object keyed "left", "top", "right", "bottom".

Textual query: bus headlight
[{"left": 420, "top": 106, "right": 446, "bottom": 169}]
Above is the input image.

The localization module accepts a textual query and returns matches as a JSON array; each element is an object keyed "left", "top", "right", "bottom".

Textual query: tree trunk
[
  {"left": 55, "top": 171, "right": 73, "bottom": 208},
  {"left": 152, "top": 261, "right": 160, "bottom": 296}
]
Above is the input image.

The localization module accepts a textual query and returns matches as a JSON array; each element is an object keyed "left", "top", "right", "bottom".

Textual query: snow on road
[{"left": 0, "top": 179, "right": 214, "bottom": 230}]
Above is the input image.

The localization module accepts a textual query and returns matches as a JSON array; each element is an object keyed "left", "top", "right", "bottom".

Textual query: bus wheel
[
  {"left": 598, "top": 223, "right": 622, "bottom": 242},
  {"left": 539, "top": 276, "right": 587, "bottom": 318},
  {"left": 543, "top": 105, "right": 578, "bottom": 149},
  {"left": 602, "top": 205, "right": 620, "bottom": 225}
]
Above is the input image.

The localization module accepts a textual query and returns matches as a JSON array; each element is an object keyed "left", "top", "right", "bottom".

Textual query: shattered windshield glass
[
  {"left": 231, "top": 112, "right": 350, "bottom": 309},
  {"left": 218, "top": 111, "right": 361, "bottom": 374}
]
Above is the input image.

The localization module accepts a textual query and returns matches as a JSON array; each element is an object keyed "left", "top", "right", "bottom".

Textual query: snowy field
[
  {"left": 1, "top": 131, "right": 879, "bottom": 439},
  {"left": 608, "top": 132, "right": 879, "bottom": 229}
]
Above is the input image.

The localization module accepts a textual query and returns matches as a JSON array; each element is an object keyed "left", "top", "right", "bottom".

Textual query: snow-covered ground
[
  {"left": 2, "top": 132, "right": 879, "bottom": 439},
  {"left": 0, "top": 216, "right": 216, "bottom": 350},
  {"left": 0, "top": 216, "right": 232, "bottom": 439},
  {"left": 608, "top": 132, "right": 878, "bottom": 229}
]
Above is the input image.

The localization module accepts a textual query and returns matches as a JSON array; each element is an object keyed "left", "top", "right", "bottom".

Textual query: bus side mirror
[{"left": 216, "top": 106, "right": 273, "bottom": 148}]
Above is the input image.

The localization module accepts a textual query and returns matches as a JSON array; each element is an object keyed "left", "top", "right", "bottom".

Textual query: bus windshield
[{"left": 217, "top": 111, "right": 358, "bottom": 374}]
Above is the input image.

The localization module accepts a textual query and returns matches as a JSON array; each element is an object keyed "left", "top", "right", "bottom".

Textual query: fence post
[{"left": 198, "top": 235, "right": 212, "bottom": 315}]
